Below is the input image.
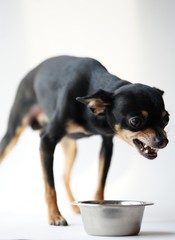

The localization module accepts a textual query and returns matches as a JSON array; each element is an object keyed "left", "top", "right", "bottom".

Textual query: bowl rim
[{"left": 71, "top": 200, "right": 154, "bottom": 207}]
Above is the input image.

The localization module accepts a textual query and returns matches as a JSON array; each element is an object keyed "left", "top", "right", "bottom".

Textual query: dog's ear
[
  {"left": 153, "top": 87, "right": 164, "bottom": 96},
  {"left": 76, "top": 89, "right": 113, "bottom": 115}
]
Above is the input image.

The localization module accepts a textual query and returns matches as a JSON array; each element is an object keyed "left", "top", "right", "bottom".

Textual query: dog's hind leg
[
  {"left": 95, "top": 136, "right": 113, "bottom": 200},
  {"left": 0, "top": 115, "right": 30, "bottom": 162},
  {"left": 61, "top": 137, "right": 80, "bottom": 213},
  {"left": 0, "top": 70, "right": 37, "bottom": 163}
]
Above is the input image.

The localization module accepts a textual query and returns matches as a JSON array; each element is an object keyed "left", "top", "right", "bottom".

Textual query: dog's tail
[{"left": 0, "top": 69, "right": 37, "bottom": 162}]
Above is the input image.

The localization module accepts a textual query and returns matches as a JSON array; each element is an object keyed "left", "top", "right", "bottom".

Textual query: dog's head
[{"left": 77, "top": 83, "right": 169, "bottom": 159}]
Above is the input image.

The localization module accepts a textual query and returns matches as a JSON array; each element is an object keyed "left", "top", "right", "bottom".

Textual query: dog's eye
[
  {"left": 129, "top": 117, "right": 144, "bottom": 129},
  {"left": 162, "top": 114, "right": 169, "bottom": 126}
]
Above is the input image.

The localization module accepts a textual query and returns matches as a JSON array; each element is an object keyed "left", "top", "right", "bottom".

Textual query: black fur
[{"left": 0, "top": 55, "right": 169, "bottom": 226}]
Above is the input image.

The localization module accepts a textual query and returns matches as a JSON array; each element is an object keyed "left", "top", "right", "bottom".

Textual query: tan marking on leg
[
  {"left": 45, "top": 183, "right": 67, "bottom": 225},
  {"left": 0, "top": 115, "right": 29, "bottom": 162},
  {"left": 95, "top": 155, "right": 104, "bottom": 200},
  {"left": 61, "top": 137, "right": 80, "bottom": 213},
  {"left": 40, "top": 150, "right": 67, "bottom": 225}
]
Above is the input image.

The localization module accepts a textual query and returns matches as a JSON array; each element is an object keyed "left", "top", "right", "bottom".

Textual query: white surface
[
  {"left": 0, "top": 0, "right": 175, "bottom": 239},
  {"left": 0, "top": 212, "right": 174, "bottom": 240}
]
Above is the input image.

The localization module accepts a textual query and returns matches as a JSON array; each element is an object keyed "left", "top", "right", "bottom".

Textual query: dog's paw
[
  {"left": 49, "top": 215, "right": 68, "bottom": 226},
  {"left": 71, "top": 204, "right": 80, "bottom": 214}
]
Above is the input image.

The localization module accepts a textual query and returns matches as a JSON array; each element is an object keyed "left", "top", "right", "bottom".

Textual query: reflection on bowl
[{"left": 72, "top": 200, "right": 153, "bottom": 236}]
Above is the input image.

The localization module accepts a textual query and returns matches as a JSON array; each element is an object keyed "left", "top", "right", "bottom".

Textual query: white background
[{"left": 0, "top": 0, "right": 174, "bottom": 239}]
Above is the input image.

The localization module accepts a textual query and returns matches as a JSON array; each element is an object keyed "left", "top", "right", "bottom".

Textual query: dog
[{"left": 0, "top": 55, "right": 169, "bottom": 226}]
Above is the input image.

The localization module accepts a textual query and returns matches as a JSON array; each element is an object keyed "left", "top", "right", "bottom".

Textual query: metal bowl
[{"left": 72, "top": 200, "right": 153, "bottom": 236}]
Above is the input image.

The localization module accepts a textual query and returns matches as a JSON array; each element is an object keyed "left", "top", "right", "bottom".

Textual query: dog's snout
[{"left": 156, "top": 137, "right": 169, "bottom": 149}]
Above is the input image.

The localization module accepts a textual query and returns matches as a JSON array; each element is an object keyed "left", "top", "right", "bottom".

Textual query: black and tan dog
[{"left": 0, "top": 56, "right": 169, "bottom": 225}]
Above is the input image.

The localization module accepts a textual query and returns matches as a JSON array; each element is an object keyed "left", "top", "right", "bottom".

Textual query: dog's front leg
[
  {"left": 95, "top": 136, "right": 113, "bottom": 200},
  {"left": 40, "top": 126, "right": 68, "bottom": 226},
  {"left": 61, "top": 137, "right": 80, "bottom": 213}
]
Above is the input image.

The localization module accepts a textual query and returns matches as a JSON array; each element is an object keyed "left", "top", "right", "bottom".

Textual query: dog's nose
[{"left": 156, "top": 137, "right": 169, "bottom": 149}]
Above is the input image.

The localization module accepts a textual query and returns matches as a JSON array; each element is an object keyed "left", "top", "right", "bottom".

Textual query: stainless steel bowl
[{"left": 72, "top": 200, "right": 153, "bottom": 236}]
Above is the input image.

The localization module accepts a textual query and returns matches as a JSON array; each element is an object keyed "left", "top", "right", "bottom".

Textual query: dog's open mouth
[{"left": 133, "top": 139, "right": 158, "bottom": 159}]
